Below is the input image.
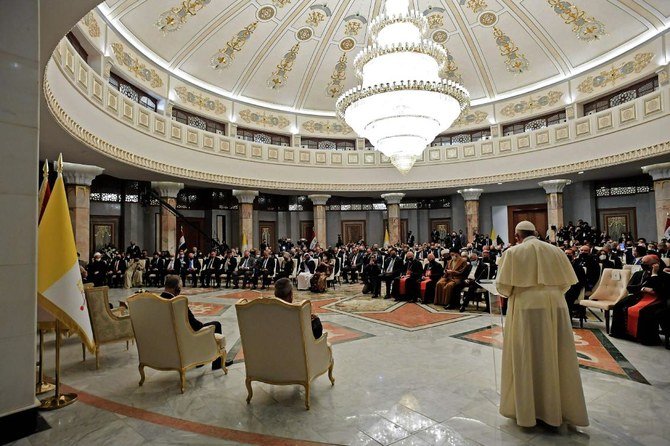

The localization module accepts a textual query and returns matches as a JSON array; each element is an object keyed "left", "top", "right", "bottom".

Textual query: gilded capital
[
  {"left": 642, "top": 162, "right": 670, "bottom": 181},
  {"left": 152, "top": 181, "right": 184, "bottom": 198},
  {"left": 538, "top": 179, "right": 571, "bottom": 194},
  {"left": 308, "top": 194, "right": 331, "bottom": 206},
  {"left": 61, "top": 162, "right": 104, "bottom": 186},
  {"left": 457, "top": 188, "right": 484, "bottom": 201},
  {"left": 233, "top": 189, "right": 259, "bottom": 204},
  {"left": 381, "top": 193, "right": 405, "bottom": 205}
]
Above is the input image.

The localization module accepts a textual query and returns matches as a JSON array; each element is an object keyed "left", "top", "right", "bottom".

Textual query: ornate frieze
[
  {"left": 452, "top": 110, "right": 488, "bottom": 128},
  {"left": 577, "top": 53, "right": 654, "bottom": 94},
  {"left": 493, "top": 27, "right": 529, "bottom": 74},
  {"left": 326, "top": 53, "right": 348, "bottom": 98},
  {"left": 467, "top": 0, "right": 487, "bottom": 14},
  {"left": 547, "top": 0, "right": 606, "bottom": 41},
  {"left": 500, "top": 91, "right": 563, "bottom": 118},
  {"left": 110, "top": 43, "right": 163, "bottom": 88},
  {"left": 210, "top": 22, "right": 258, "bottom": 70},
  {"left": 82, "top": 12, "right": 100, "bottom": 38},
  {"left": 239, "top": 109, "right": 291, "bottom": 129},
  {"left": 174, "top": 86, "right": 226, "bottom": 114},
  {"left": 302, "top": 120, "right": 352, "bottom": 135}
]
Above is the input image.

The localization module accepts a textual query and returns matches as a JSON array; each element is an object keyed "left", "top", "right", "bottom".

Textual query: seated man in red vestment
[
  {"left": 611, "top": 255, "right": 670, "bottom": 345},
  {"left": 392, "top": 251, "right": 424, "bottom": 302},
  {"left": 420, "top": 253, "right": 444, "bottom": 304}
]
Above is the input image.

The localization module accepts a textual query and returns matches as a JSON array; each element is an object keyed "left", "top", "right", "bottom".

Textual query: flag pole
[
  {"left": 39, "top": 320, "right": 78, "bottom": 410},
  {"left": 35, "top": 325, "right": 55, "bottom": 395}
]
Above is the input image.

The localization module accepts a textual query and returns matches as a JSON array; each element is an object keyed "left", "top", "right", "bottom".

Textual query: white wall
[{"left": 0, "top": 0, "right": 39, "bottom": 418}]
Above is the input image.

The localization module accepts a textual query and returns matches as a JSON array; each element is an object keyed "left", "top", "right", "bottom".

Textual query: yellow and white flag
[
  {"left": 241, "top": 231, "right": 248, "bottom": 251},
  {"left": 38, "top": 156, "right": 94, "bottom": 351},
  {"left": 383, "top": 227, "right": 390, "bottom": 248}
]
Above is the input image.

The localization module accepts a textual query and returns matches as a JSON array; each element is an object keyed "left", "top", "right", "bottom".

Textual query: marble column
[
  {"left": 308, "top": 194, "right": 331, "bottom": 247},
  {"left": 62, "top": 162, "right": 104, "bottom": 263},
  {"left": 642, "top": 162, "right": 670, "bottom": 240},
  {"left": 457, "top": 189, "right": 484, "bottom": 243},
  {"left": 152, "top": 182, "right": 183, "bottom": 254},
  {"left": 233, "top": 190, "right": 258, "bottom": 250},
  {"left": 382, "top": 193, "right": 405, "bottom": 246},
  {"left": 539, "top": 179, "right": 571, "bottom": 232}
]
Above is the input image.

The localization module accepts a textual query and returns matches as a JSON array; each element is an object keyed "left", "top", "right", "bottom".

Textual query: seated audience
[
  {"left": 181, "top": 252, "right": 200, "bottom": 288},
  {"left": 459, "top": 253, "right": 492, "bottom": 312},
  {"left": 434, "top": 248, "right": 468, "bottom": 308},
  {"left": 310, "top": 254, "right": 332, "bottom": 293},
  {"left": 251, "top": 249, "right": 277, "bottom": 290},
  {"left": 363, "top": 257, "right": 382, "bottom": 297},
  {"left": 420, "top": 253, "right": 444, "bottom": 304},
  {"left": 380, "top": 248, "right": 403, "bottom": 299},
  {"left": 232, "top": 250, "right": 256, "bottom": 289},
  {"left": 200, "top": 250, "right": 221, "bottom": 288},
  {"left": 392, "top": 251, "right": 423, "bottom": 302},
  {"left": 107, "top": 253, "right": 126, "bottom": 288},
  {"left": 87, "top": 252, "right": 108, "bottom": 287},
  {"left": 297, "top": 253, "right": 316, "bottom": 291}
]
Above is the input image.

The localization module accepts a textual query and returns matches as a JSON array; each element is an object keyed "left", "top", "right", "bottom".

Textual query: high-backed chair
[
  {"left": 84, "top": 286, "right": 134, "bottom": 369},
  {"left": 127, "top": 292, "right": 227, "bottom": 393},
  {"left": 235, "top": 297, "right": 334, "bottom": 410},
  {"left": 578, "top": 268, "right": 631, "bottom": 333}
]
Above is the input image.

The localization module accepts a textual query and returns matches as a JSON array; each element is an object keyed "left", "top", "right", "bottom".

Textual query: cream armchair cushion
[
  {"left": 127, "top": 292, "right": 227, "bottom": 393},
  {"left": 579, "top": 268, "right": 631, "bottom": 333},
  {"left": 84, "top": 286, "right": 134, "bottom": 369},
  {"left": 235, "top": 297, "right": 334, "bottom": 410}
]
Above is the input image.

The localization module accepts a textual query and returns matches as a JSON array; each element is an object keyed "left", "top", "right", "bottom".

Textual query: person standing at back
[{"left": 495, "top": 221, "right": 588, "bottom": 428}]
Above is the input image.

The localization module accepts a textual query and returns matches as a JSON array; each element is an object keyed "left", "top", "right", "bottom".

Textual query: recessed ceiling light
[
  {"left": 578, "top": 171, "right": 584, "bottom": 174},
  {"left": 497, "top": 182, "right": 503, "bottom": 185}
]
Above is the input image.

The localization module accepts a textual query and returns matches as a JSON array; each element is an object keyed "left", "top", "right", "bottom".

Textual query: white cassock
[
  {"left": 297, "top": 272, "right": 312, "bottom": 290},
  {"left": 496, "top": 236, "right": 589, "bottom": 427}
]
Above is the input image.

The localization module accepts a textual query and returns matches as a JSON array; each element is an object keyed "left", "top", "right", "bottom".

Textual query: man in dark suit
[
  {"left": 181, "top": 252, "right": 200, "bottom": 287},
  {"left": 363, "top": 257, "right": 382, "bottom": 297},
  {"left": 125, "top": 241, "right": 141, "bottom": 259},
  {"left": 420, "top": 253, "right": 444, "bottom": 304},
  {"left": 380, "top": 248, "right": 404, "bottom": 299},
  {"left": 577, "top": 245, "right": 601, "bottom": 292},
  {"left": 563, "top": 249, "right": 588, "bottom": 315},
  {"left": 233, "top": 250, "right": 256, "bottom": 289},
  {"left": 343, "top": 247, "right": 365, "bottom": 283},
  {"left": 393, "top": 251, "right": 423, "bottom": 302},
  {"left": 160, "top": 275, "right": 231, "bottom": 369},
  {"left": 251, "top": 250, "right": 277, "bottom": 290},
  {"left": 87, "top": 253, "right": 108, "bottom": 287},
  {"left": 107, "top": 253, "right": 126, "bottom": 288},
  {"left": 200, "top": 250, "right": 222, "bottom": 288},
  {"left": 460, "top": 254, "right": 494, "bottom": 312},
  {"left": 165, "top": 253, "right": 182, "bottom": 277},
  {"left": 146, "top": 252, "right": 165, "bottom": 287},
  {"left": 219, "top": 251, "right": 238, "bottom": 288},
  {"left": 599, "top": 245, "right": 623, "bottom": 270}
]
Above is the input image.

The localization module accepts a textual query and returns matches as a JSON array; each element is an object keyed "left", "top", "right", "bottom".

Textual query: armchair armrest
[
  {"left": 179, "top": 325, "right": 219, "bottom": 366},
  {"left": 306, "top": 332, "right": 332, "bottom": 380}
]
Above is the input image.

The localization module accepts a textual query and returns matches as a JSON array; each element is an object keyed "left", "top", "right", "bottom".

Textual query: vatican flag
[
  {"left": 241, "top": 231, "right": 248, "bottom": 250},
  {"left": 383, "top": 228, "right": 390, "bottom": 248},
  {"left": 38, "top": 158, "right": 94, "bottom": 352}
]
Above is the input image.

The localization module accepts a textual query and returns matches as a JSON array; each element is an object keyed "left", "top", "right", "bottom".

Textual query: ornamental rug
[
  {"left": 452, "top": 325, "right": 649, "bottom": 384},
  {"left": 187, "top": 302, "right": 229, "bottom": 317},
  {"left": 226, "top": 321, "right": 374, "bottom": 365}
]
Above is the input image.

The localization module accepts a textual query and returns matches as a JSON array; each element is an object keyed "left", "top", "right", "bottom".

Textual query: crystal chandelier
[{"left": 336, "top": 0, "right": 469, "bottom": 174}]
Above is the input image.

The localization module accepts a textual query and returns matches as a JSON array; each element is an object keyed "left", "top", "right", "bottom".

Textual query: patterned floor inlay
[
  {"left": 187, "top": 302, "right": 229, "bottom": 317},
  {"left": 227, "top": 321, "right": 374, "bottom": 365},
  {"left": 453, "top": 325, "right": 650, "bottom": 384}
]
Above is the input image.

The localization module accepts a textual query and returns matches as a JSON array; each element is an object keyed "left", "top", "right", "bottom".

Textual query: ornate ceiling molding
[
  {"left": 81, "top": 12, "right": 100, "bottom": 38},
  {"left": 492, "top": 26, "right": 529, "bottom": 74},
  {"left": 547, "top": 0, "right": 606, "bottom": 41},
  {"left": 156, "top": 0, "right": 211, "bottom": 34},
  {"left": 578, "top": 52, "right": 654, "bottom": 94},
  {"left": 268, "top": 42, "right": 301, "bottom": 89},
  {"left": 302, "top": 120, "right": 352, "bottom": 135},
  {"left": 174, "top": 86, "right": 226, "bottom": 115},
  {"left": 452, "top": 110, "right": 488, "bottom": 128},
  {"left": 238, "top": 109, "right": 291, "bottom": 129},
  {"left": 210, "top": 21, "right": 258, "bottom": 70},
  {"left": 500, "top": 91, "right": 563, "bottom": 118},
  {"left": 110, "top": 43, "right": 163, "bottom": 88}
]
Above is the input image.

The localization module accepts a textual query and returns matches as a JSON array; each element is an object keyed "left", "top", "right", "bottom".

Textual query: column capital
[
  {"left": 642, "top": 162, "right": 670, "bottom": 181},
  {"left": 233, "top": 189, "right": 259, "bottom": 204},
  {"left": 381, "top": 193, "right": 405, "bottom": 205},
  {"left": 61, "top": 162, "right": 104, "bottom": 186},
  {"left": 538, "top": 179, "right": 571, "bottom": 194},
  {"left": 308, "top": 194, "right": 331, "bottom": 206},
  {"left": 457, "top": 188, "right": 484, "bottom": 201},
  {"left": 152, "top": 181, "right": 184, "bottom": 198}
]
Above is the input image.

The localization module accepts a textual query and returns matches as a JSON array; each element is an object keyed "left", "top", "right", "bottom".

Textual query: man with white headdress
[{"left": 496, "top": 220, "right": 589, "bottom": 428}]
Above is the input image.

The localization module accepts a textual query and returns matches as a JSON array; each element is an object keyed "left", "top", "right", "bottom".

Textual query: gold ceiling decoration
[
  {"left": 302, "top": 120, "right": 353, "bottom": 135},
  {"left": 432, "top": 30, "right": 449, "bottom": 44},
  {"left": 440, "top": 51, "right": 463, "bottom": 84},
  {"left": 257, "top": 6, "right": 276, "bottom": 21},
  {"left": 500, "top": 91, "right": 564, "bottom": 118},
  {"left": 578, "top": 53, "right": 654, "bottom": 94},
  {"left": 326, "top": 53, "right": 348, "bottom": 98},
  {"left": 339, "top": 37, "right": 356, "bottom": 52},
  {"left": 239, "top": 109, "right": 291, "bottom": 129},
  {"left": 110, "top": 43, "right": 163, "bottom": 88},
  {"left": 174, "top": 86, "right": 226, "bottom": 114},
  {"left": 493, "top": 27, "right": 529, "bottom": 74},
  {"left": 268, "top": 43, "right": 301, "bottom": 89},
  {"left": 271, "top": 0, "right": 291, "bottom": 8},
  {"left": 296, "top": 27, "right": 314, "bottom": 41},
  {"left": 452, "top": 110, "right": 488, "bottom": 128},
  {"left": 467, "top": 0, "right": 488, "bottom": 14},
  {"left": 427, "top": 13, "right": 445, "bottom": 29},
  {"left": 344, "top": 20, "right": 362, "bottom": 36},
  {"left": 547, "top": 0, "right": 606, "bottom": 41},
  {"left": 478, "top": 11, "right": 498, "bottom": 27},
  {"left": 156, "top": 0, "right": 211, "bottom": 34},
  {"left": 210, "top": 21, "right": 258, "bottom": 70},
  {"left": 82, "top": 12, "right": 100, "bottom": 38},
  {"left": 306, "top": 11, "right": 326, "bottom": 28}
]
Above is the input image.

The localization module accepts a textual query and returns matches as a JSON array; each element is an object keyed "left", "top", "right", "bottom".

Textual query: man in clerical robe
[
  {"left": 392, "top": 251, "right": 423, "bottom": 302},
  {"left": 420, "top": 253, "right": 444, "bottom": 304},
  {"left": 610, "top": 255, "right": 670, "bottom": 345},
  {"left": 496, "top": 221, "right": 588, "bottom": 428},
  {"left": 434, "top": 248, "right": 468, "bottom": 308}
]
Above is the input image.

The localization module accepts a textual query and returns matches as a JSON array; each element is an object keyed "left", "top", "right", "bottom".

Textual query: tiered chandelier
[{"left": 336, "top": 0, "right": 470, "bottom": 174}]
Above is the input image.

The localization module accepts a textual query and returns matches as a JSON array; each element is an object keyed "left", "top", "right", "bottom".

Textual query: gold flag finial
[
  {"left": 56, "top": 153, "right": 63, "bottom": 174},
  {"left": 42, "top": 159, "right": 49, "bottom": 176}
]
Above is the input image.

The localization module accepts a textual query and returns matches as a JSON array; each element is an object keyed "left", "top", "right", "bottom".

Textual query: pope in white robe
[{"left": 496, "top": 220, "right": 589, "bottom": 428}]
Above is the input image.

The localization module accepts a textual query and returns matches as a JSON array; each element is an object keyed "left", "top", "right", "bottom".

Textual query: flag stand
[
  {"left": 35, "top": 326, "right": 55, "bottom": 395},
  {"left": 39, "top": 320, "right": 77, "bottom": 410}
]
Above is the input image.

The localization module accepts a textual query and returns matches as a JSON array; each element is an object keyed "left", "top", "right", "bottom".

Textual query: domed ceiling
[{"left": 99, "top": 0, "right": 670, "bottom": 115}]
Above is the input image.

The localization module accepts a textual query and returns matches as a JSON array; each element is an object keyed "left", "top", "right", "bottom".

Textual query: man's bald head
[{"left": 641, "top": 255, "right": 659, "bottom": 266}]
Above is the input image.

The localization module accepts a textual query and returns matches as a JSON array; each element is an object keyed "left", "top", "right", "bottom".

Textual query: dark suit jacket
[
  {"left": 256, "top": 257, "right": 277, "bottom": 275},
  {"left": 110, "top": 259, "right": 127, "bottom": 273},
  {"left": 166, "top": 258, "right": 182, "bottom": 273},
  {"left": 160, "top": 291, "right": 202, "bottom": 332},
  {"left": 627, "top": 270, "right": 670, "bottom": 304},
  {"left": 577, "top": 255, "right": 600, "bottom": 290},
  {"left": 222, "top": 256, "right": 237, "bottom": 273},
  {"left": 237, "top": 256, "right": 256, "bottom": 271},
  {"left": 202, "top": 256, "right": 221, "bottom": 271},
  {"left": 381, "top": 256, "right": 403, "bottom": 278},
  {"left": 423, "top": 260, "right": 444, "bottom": 280},
  {"left": 403, "top": 259, "right": 423, "bottom": 280}
]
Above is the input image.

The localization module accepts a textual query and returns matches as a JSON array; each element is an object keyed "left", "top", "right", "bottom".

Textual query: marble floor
[{"left": 14, "top": 284, "right": 670, "bottom": 446}]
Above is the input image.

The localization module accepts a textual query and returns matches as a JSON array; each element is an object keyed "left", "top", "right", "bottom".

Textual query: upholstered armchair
[
  {"left": 127, "top": 292, "right": 227, "bottom": 393},
  {"left": 579, "top": 268, "right": 632, "bottom": 333},
  {"left": 235, "top": 297, "right": 334, "bottom": 410},
  {"left": 83, "top": 286, "right": 134, "bottom": 369}
]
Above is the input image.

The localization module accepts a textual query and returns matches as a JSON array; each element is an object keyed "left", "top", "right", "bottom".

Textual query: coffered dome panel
[{"left": 98, "top": 0, "right": 670, "bottom": 115}]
